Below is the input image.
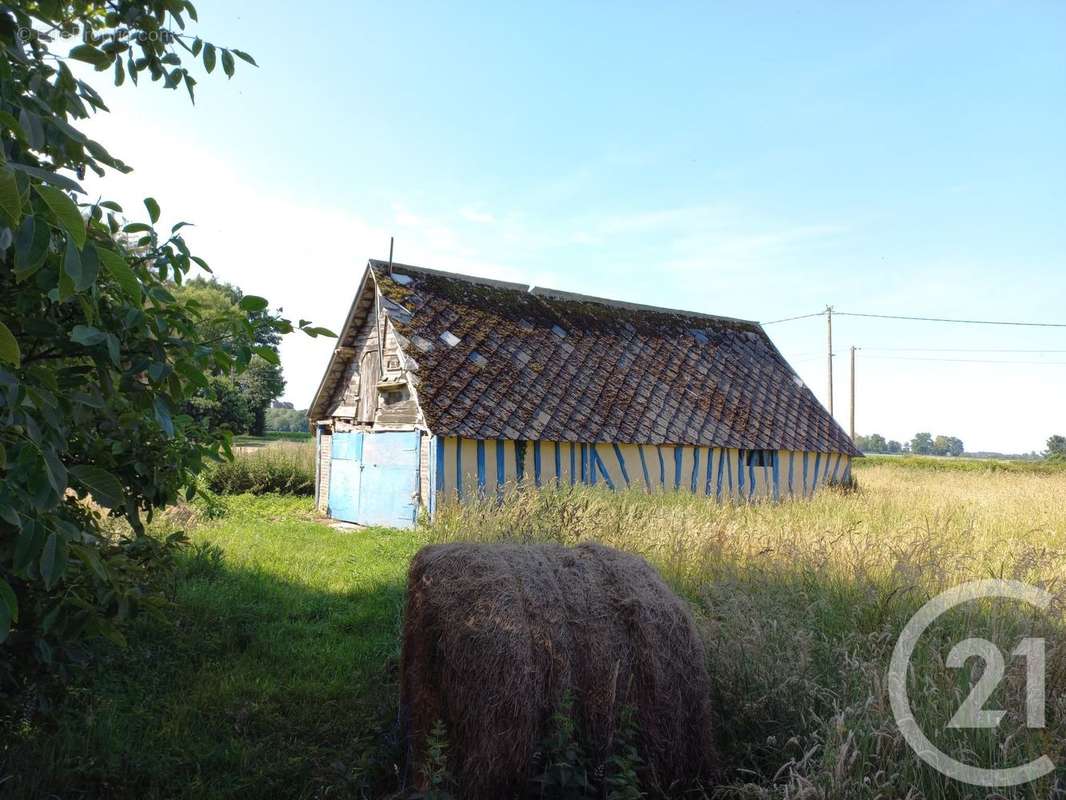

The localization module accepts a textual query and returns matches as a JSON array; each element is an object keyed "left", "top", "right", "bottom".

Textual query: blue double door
[{"left": 328, "top": 430, "right": 420, "bottom": 529}]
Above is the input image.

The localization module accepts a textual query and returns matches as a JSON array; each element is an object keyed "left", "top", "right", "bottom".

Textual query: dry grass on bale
[{"left": 400, "top": 541, "right": 715, "bottom": 799}]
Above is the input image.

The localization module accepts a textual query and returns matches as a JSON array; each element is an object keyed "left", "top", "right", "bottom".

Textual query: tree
[
  {"left": 886, "top": 440, "right": 902, "bottom": 454},
  {"left": 0, "top": 2, "right": 333, "bottom": 675},
  {"left": 1046, "top": 435, "right": 1066, "bottom": 460},
  {"left": 238, "top": 355, "right": 285, "bottom": 435},
  {"left": 931, "top": 435, "right": 964, "bottom": 457},
  {"left": 265, "top": 407, "right": 308, "bottom": 433},
  {"left": 173, "top": 280, "right": 286, "bottom": 435},
  {"left": 911, "top": 433, "right": 934, "bottom": 455}
]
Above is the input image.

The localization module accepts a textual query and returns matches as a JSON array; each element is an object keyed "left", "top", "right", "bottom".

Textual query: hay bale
[{"left": 400, "top": 541, "right": 715, "bottom": 797}]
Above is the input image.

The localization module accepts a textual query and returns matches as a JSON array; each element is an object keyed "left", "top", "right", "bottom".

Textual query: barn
[{"left": 308, "top": 260, "right": 859, "bottom": 528}]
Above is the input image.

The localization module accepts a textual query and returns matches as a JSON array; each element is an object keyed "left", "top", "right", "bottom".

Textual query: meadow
[{"left": 2, "top": 458, "right": 1064, "bottom": 799}]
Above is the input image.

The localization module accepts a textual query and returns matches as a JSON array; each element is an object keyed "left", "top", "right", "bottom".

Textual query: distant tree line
[
  {"left": 266, "top": 406, "right": 309, "bottom": 432},
  {"left": 853, "top": 434, "right": 904, "bottom": 454},
  {"left": 856, "top": 433, "right": 1066, "bottom": 460},
  {"left": 854, "top": 432, "right": 964, "bottom": 457}
]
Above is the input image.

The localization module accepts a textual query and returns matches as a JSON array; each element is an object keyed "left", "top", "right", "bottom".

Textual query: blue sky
[{"left": 83, "top": 1, "right": 1066, "bottom": 452}]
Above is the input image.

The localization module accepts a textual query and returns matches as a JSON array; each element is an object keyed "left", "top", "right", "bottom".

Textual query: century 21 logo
[{"left": 888, "top": 580, "right": 1055, "bottom": 787}]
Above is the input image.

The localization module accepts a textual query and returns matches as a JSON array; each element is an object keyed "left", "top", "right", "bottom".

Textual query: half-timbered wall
[
  {"left": 433, "top": 437, "right": 850, "bottom": 502},
  {"left": 315, "top": 429, "right": 332, "bottom": 512}
]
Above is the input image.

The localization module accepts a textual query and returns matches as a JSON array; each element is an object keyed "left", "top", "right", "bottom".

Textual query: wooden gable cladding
[{"left": 321, "top": 291, "right": 421, "bottom": 430}]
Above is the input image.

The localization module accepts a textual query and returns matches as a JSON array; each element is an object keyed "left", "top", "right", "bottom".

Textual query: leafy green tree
[
  {"left": 930, "top": 435, "right": 964, "bottom": 457},
  {"left": 238, "top": 355, "right": 284, "bottom": 435},
  {"left": 1046, "top": 435, "right": 1066, "bottom": 460},
  {"left": 0, "top": 1, "right": 332, "bottom": 678},
  {"left": 886, "top": 440, "right": 902, "bottom": 454},
  {"left": 911, "top": 432, "right": 934, "bottom": 455},
  {"left": 172, "top": 279, "right": 285, "bottom": 435},
  {"left": 265, "top": 406, "right": 307, "bottom": 432},
  {"left": 860, "top": 433, "right": 887, "bottom": 453},
  {"left": 186, "top": 373, "right": 253, "bottom": 433}
]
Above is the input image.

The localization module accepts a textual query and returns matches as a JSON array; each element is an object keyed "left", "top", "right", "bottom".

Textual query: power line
[
  {"left": 760, "top": 311, "right": 825, "bottom": 325},
  {"left": 862, "top": 347, "right": 1066, "bottom": 354},
  {"left": 761, "top": 309, "right": 1066, "bottom": 328},
  {"left": 863, "top": 355, "right": 1066, "bottom": 366},
  {"left": 835, "top": 311, "right": 1066, "bottom": 328}
]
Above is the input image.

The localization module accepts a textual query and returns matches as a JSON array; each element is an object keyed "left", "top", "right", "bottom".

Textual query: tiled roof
[{"left": 312, "top": 261, "right": 859, "bottom": 455}]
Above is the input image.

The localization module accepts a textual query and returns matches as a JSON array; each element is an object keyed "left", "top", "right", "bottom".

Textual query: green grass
[
  {"left": 1, "top": 495, "right": 422, "bottom": 799},
  {"left": 234, "top": 431, "right": 313, "bottom": 447},
  {"left": 4, "top": 463, "right": 1066, "bottom": 799},
  {"left": 858, "top": 453, "right": 1065, "bottom": 472},
  {"left": 204, "top": 441, "right": 315, "bottom": 495}
]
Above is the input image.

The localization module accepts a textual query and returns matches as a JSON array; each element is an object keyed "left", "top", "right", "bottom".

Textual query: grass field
[{"left": 2, "top": 461, "right": 1065, "bottom": 798}]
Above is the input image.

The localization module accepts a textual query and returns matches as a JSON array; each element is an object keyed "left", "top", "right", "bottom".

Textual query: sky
[{"left": 79, "top": 1, "right": 1066, "bottom": 453}]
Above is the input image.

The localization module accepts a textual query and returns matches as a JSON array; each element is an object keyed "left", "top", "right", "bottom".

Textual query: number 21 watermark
[{"left": 888, "top": 579, "right": 1055, "bottom": 787}]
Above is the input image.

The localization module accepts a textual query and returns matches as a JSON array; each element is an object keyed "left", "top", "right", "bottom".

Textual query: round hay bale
[{"left": 400, "top": 541, "right": 715, "bottom": 797}]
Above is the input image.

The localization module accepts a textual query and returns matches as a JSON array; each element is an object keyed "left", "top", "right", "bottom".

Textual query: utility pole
[
  {"left": 826, "top": 305, "right": 834, "bottom": 416},
  {"left": 849, "top": 345, "right": 857, "bottom": 440}
]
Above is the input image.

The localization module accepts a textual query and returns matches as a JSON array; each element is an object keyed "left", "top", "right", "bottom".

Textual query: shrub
[{"left": 203, "top": 444, "right": 315, "bottom": 496}]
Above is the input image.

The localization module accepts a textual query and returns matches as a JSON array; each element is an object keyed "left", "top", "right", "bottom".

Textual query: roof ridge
[
  {"left": 528, "top": 285, "right": 760, "bottom": 326},
  {"left": 368, "top": 259, "right": 529, "bottom": 292},
  {"left": 370, "top": 259, "right": 761, "bottom": 327}
]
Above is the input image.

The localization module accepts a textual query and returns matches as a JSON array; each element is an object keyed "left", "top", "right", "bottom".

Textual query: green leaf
[
  {"left": 41, "top": 447, "right": 67, "bottom": 498},
  {"left": 0, "top": 578, "right": 18, "bottom": 624},
  {"left": 0, "top": 578, "right": 15, "bottom": 642},
  {"left": 63, "top": 235, "right": 83, "bottom": 286},
  {"left": 221, "top": 49, "right": 235, "bottom": 78},
  {"left": 76, "top": 242, "right": 100, "bottom": 291},
  {"left": 10, "top": 163, "right": 84, "bottom": 193},
  {"left": 254, "top": 346, "right": 280, "bottom": 365},
  {"left": 70, "top": 44, "right": 113, "bottom": 70},
  {"left": 97, "top": 247, "right": 142, "bottom": 304},
  {"left": 203, "top": 43, "right": 216, "bottom": 73},
  {"left": 123, "top": 222, "right": 152, "bottom": 234},
  {"left": 40, "top": 533, "right": 63, "bottom": 589},
  {"left": 0, "top": 167, "right": 21, "bottom": 224},
  {"left": 232, "top": 49, "right": 258, "bottom": 66},
  {"left": 154, "top": 397, "right": 174, "bottom": 437},
  {"left": 106, "top": 333, "right": 120, "bottom": 365},
  {"left": 143, "top": 197, "right": 160, "bottom": 223},
  {"left": 239, "top": 295, "right": 268, "bottom": 312},
  {"left": 14, "top": 214, "right": 50, "bottom": 278},
  {"left": 71, "top": 325, "right": 107, "bottom": 346},
  {"left": 69, "top": 543, "right": 108, "bottom": 582},
  {"left": 0, "top": 320, "right": 19, "bottom": 367},
  {"left": 35, "top": 185, "right": 85, "bottom": 248},
  {"left": 69, "top": 465, "right": 125, "bottom": 508}
]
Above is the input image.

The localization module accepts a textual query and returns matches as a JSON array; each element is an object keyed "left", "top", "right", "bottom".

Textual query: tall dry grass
[
  {"left": 426, "top": 465, "right": 1066, "bottom": 799},
  {"left": 204, "top": 441, "right": 316, "bottom": 495}
]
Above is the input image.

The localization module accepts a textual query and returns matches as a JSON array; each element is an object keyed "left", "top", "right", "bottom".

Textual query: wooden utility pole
[
  {"left": 849, "top": 345, "right": 857, "bottom": 440},
  {"left": 826, "top": 306, "right": 834, "bottom": 416}
]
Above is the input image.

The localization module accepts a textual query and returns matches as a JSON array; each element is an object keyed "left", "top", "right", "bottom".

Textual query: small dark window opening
[
  {"left": 383, "top": 389, "right": 404, "bottom": 405},
  {"left": 745, "top": 449, "right": 776, "bottom": 467}
]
